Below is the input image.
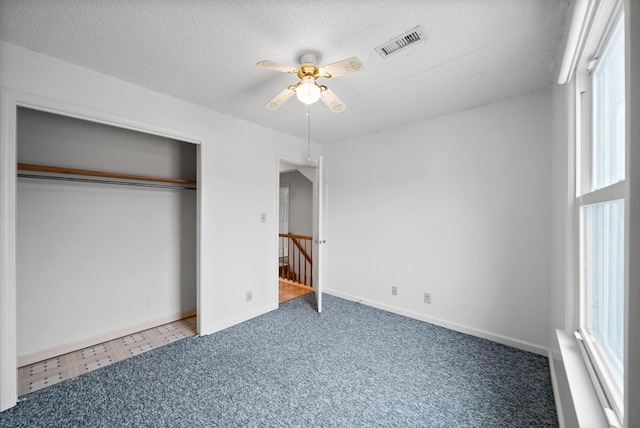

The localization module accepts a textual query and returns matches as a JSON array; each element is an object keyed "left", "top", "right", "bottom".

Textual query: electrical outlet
[
  {"left": 246, "top": 290, "right": 252, "bottom": 302},
  {"left": 424, "top": 292, "right": 431, "bottom": 304},
  {"left": 392, "top": 286, "right": 397, "bottom": 296}
]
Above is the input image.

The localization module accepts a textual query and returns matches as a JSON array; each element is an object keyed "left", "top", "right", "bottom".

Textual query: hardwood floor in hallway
[{"left": 279, "top": 279, "right": 312, "bottom": 303}]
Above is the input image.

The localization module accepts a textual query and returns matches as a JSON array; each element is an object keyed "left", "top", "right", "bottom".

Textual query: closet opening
[{"left": 15, "top": 107, "right": 198, "bottom": 395}]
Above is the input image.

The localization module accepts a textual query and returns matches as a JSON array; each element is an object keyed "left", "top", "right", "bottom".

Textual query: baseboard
[
  {"left": 206, "top": 303, "right": 278, "bottom": 334},
  {"left": 18, "top": 308, "right": 196, "bottom": 367},
  {"left": 324, "top": 288, "right": 548, "bottom": 356}
]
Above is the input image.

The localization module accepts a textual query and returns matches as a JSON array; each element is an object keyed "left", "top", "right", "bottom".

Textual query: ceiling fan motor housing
[{"left": 296, "top": 64, "right": 319, "bottom": 78}]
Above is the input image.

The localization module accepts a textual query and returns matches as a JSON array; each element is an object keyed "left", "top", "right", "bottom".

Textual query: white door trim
[
  {"left": 313, "top": 155, "right": 324, "bottom": 312},
  {"left": 0, "top": 89, "right": 208, "bottom": 411},
  {"left": 0, "top": 89, "right": 18, "bottom": 412}
]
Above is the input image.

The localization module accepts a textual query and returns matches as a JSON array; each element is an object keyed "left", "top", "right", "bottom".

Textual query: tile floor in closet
[
  {"left": 18, "top": 316, "right": 197, "bottom": 396},
  {"left": 18, "top": 281, "right": 313, "bottom": 396}
]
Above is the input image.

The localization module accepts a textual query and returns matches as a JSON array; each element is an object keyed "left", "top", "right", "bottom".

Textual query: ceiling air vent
[{"left": 375, "top": 25, "right": 425, "bottom": 59}]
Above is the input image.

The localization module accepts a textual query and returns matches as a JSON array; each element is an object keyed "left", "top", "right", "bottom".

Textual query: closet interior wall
[{"left": 16, "top": 107, "right": 197, "bottom": 363}]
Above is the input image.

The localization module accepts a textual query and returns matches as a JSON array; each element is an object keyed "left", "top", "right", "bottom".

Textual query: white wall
[
  {"left": 0, "top": 41, "right": 320, "bottom": 410},
  {"left": 323, "top": 92, "right": 552, "bottom": 353},
  {"left": 16, "top": 108, "right": 197, "bottom": 358},
  {"left": 280, "top": 170, "right": 313, "bottom": 236},
  {"left": 548, "top": 82, "right": 570, "bottom": 342}
]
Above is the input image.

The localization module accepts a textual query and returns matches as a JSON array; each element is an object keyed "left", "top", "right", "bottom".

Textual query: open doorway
[{"left": 278, "top": 161, "right": 315, "bottom": 304}]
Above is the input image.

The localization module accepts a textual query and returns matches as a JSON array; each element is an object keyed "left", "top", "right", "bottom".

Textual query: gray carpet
[{"left": 0, "top": 294, "right": 557, "bottom": 427}]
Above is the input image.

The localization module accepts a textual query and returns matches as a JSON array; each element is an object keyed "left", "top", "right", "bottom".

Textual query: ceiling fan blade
[
  {"left": 319, "top": 57, "right": 364, "bottom": 77},
  {"left": 320, "top": 88, "right": 346, "bottom": 113},
  {"left": 256, "top": 60, "right": 297, "bottom": 73},
  {"left": 265, "top": 87, "right": 295, "bottom": 110}
]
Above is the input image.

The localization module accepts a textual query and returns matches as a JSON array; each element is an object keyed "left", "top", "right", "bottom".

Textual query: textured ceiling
[{"left": 0, "top": 0, "right": 569, "bottom": 144}]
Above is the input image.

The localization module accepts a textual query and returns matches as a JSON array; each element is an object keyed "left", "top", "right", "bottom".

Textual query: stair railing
[{"left": 278, "top": 233, "right": 313, "bottom": 287}]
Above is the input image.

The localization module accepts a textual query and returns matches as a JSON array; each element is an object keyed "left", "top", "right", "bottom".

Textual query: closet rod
[
  {"left": 17, "top": 173, "right": 196, "bottom": 190},
  {"left": 17, "top": 163, "right": 197, "bottom": 186}
]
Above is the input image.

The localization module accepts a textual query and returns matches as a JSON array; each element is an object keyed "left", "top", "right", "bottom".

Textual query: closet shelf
[{"left": 17, "top": 163, "right": 197, "bottom": 187}]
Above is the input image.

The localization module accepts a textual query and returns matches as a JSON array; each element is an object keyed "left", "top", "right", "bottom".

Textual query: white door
[
  {"left": 312, "top": 156, "right": 323, "bottom": 312},
  {"left": 278, "top": 184, "right": 289, "bottom": 261}
]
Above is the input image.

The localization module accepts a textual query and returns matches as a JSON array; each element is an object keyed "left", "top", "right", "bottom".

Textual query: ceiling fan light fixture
[{"left": 296, "top": 76, "right": 321, "bottom": 104}]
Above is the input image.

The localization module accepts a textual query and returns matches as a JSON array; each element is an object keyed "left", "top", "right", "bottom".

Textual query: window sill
[{"left": 555, "top": 329, "right": 609, "bottom": 427}]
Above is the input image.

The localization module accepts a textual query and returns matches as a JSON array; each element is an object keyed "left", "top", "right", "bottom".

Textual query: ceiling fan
[{"left": 257, "top": 53, "right": 363, "bottom": 113}]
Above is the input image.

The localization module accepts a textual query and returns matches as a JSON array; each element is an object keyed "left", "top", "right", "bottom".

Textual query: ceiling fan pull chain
[{"left": 307, "top": 103, "right": 311, "bottom": 162}]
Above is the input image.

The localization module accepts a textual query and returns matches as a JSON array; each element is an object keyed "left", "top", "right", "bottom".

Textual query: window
[
  {"left": 591, "top": 18, "right": 625, "bottom": 190},
  {"left": 576, "top": 4, "right": 625, "bottom": 421},
  {"left": 582, "top": 200, "right": 624, "bottom": 383}
]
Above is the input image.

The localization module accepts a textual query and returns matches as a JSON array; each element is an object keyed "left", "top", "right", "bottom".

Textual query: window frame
[{"left": 574, "top": 0, "right": 626, "bottom": 422}]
